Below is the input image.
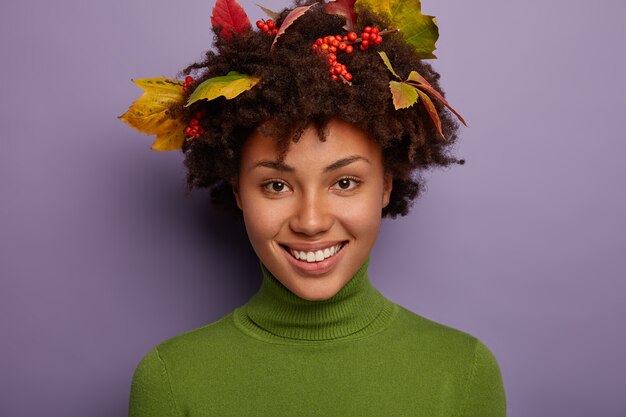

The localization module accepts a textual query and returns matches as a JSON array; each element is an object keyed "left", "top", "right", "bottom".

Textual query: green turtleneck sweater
[{"left": 128, "top": 259, "right": 506, "bottom": 417}]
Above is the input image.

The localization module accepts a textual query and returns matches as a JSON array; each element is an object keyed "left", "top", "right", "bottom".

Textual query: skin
[{"left": 233, "top": 118, "right": 392, "bottom": 301}]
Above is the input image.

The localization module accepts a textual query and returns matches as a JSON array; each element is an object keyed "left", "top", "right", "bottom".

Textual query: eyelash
[
  {"left": 262, "top": 180, "right": 291, "bottom": 194},
  {"left": 332, "top": 177, "right": 361, "bottom": 191},
  {"left": 261, "top": 177, "right": 362, "bottom": 194}
]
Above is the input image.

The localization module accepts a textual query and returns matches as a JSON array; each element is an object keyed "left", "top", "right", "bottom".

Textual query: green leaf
[
  {"left": 378, "top": 51, "right": 400, "bottom": 79},
  {"left": 389, "top": 81, "right": 419, "bottom": 109},
  {"left": 186, "top": 71, "right": 261, "bottom": 106},
  {"left": 355, "top": 0, "right": 439, "bottom": 59}
]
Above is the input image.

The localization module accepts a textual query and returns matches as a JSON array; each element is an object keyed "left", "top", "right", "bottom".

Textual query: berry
[
  {"left": 267, "top": 20, "right": 275, "bottom": 29},
  {"left": 345, "top": 45, "right": 354, "bottom": 54},
  {"left": 371, "top": 27, "right": 379, "bottom": 35},
  {"left": 256, "top": 20, "right": 264, "bottom": 29},
  {"left": 364, "top": 26, "right": 372, "bottom": 33},
  {"left": 362, "top": 32, "right": 370, "bottom": 40},
  {"left": 348, "top": 32, "right": 358, "bottom": 42}
]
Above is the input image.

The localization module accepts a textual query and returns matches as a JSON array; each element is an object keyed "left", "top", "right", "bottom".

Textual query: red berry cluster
[
  {"left": 312, "top": 26, "right": 383, "bottom": 82},
  {"left": 185, "top": 112, "right": 204, "bottom": 141},
  {"left": 358, "top": 26, "right": 382, "bottom": 51},
  {"left": 182, "top": 76, "right": 194, "bottom": 94},
  {"left": 256, "top": 19, "right": 278, "bottom": 36}
]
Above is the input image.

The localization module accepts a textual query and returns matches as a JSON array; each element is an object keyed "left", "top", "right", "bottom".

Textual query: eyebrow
[{"left": 253, "top": 155, "right": 370, "bottom": 173}]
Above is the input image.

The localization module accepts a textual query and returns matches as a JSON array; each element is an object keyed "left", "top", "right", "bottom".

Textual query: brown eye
[
  {"left": 333, "top": 178, "right": 360, "bottom": 191},
  {"left": 263, "top": 180, "right": 290, "bottom": 193},
  {"left": 272, "top": 182, "right": 285, "bottom": 192},
  {"left": 338, "top": 179, "right": 352, "bottom": 189}
]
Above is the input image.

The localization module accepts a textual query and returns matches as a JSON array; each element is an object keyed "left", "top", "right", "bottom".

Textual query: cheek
[
  {"left": 240, "top": 189, "right": 287, "bottom": 245},
  {"left": 335, "top": 192, "right": 384, "bottom": 239}
]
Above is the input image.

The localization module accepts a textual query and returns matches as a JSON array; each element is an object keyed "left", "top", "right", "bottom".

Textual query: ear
[
  {"left": 231, "top": 178, "right": 243, "bottom": 210},
  {"left": 382, "top": 173, "right": 393, "bottom": 208}
]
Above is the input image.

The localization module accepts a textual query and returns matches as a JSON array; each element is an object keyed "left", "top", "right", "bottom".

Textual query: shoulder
[
  {"left": 389, "top": 304, "right": 506, "bottom": 415},
  {"left": 134, "top": 310, "right": 240, "bottom": 369},
  {"left": 389, "top": 304, "right": 503, "bottom": 372}
]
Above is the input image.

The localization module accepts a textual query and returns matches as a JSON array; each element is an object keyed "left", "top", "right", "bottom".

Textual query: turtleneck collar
[{"left": 232, "top": 258, "right": 397, "bottom": 343}]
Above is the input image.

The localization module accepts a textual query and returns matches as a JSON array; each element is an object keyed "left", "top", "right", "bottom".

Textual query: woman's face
[{"left": 234, "top": 118, "right": 392, "bottom": 301}]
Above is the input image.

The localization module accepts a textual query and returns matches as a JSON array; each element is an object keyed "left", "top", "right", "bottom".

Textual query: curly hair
[{"left": 176, "top": 0, "right": 463, "bottom": 218}]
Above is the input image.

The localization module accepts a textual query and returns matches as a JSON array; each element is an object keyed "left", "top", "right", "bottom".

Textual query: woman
[{"left": 121, "top": 0, "right": 507, "bottom": 415}]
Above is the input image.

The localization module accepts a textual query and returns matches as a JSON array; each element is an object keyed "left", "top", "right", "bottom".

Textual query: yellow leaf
[
  {"left": 186, "top": 72, "right": 261, "bottom": 107},
  {"left": 119, "top": 78, "right": 187, "bottom": 151}
]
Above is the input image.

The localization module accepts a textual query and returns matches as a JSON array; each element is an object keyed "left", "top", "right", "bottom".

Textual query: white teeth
[{"left": 289, "top": 244, "right": 344, "bottom": 263}]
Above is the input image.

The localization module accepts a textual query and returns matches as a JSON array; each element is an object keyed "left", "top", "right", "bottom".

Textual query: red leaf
[
  {"left": 211, "top": 0, "right": 251, "bottom": 41},
  {"left": 419, "top": 92, "right": 445, "bottom": 141},
  {"left": 271, "top": 5, "right": 313, "bottom": 49},
  {"left": 324, "top": 0, "right": 357, "bottom": 31},
  {"left": 407, "top": 71, "right": 467, "bottom": 126}
]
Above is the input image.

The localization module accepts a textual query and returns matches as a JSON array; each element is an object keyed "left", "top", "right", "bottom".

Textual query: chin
[{"left": 289, "top": 280, "right": 344, "bottom": 301}]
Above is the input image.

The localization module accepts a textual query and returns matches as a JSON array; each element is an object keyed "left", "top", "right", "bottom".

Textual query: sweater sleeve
[
  {"left": 128, "top": 346, "right": 181, "bottom": 417},
  {"left": 459, "top": 340, "right": 507, "bottom": 417}
]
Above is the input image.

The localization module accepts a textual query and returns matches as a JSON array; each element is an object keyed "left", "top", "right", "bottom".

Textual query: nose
[{"left": 289, "top": 192, "right": 334, "bottom": 236}]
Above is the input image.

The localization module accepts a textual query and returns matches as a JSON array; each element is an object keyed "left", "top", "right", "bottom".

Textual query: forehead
[{"left": 240, "top": 119, "right": 383, "bottom": 171}]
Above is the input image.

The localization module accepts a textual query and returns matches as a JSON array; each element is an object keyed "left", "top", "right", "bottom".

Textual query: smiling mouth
[{"left": 281, "top": 242, "right": 347, "bottom": 263}]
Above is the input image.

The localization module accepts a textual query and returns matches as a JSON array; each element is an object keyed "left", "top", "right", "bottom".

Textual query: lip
[
  {"left": 280, "top": 241, "right": 348, "bottom": 276},
  {"left": 280, "top": 240, "right": 347, "bottom": 252}
]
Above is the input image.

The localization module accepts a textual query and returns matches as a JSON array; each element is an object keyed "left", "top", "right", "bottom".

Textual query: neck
[{"left": 233, "top": 257, "right": 398, "bottom": 343}]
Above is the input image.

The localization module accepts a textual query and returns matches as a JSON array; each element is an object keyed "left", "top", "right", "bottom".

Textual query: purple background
[{"left": 1, "top": 0, "right": 625, "bottom": 416}]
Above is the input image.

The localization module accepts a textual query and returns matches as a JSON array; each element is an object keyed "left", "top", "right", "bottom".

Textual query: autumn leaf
[
  {"left": 118, "top": 78, "right": 187, "bottom": 151},
  {"left": 211, "top": 0, "right": 251, "bottom": 40},
  {"left": 271, "top": 5, "right": 313, "bottom": 49},
  {"left": 355, "top": 0, "right": 439, "bottom": 58},
  {"left": 380, "top": 52, "right": 465, "bottom": 140},
  {"left": 379, "top": 51, "right": 400, "bottom": 79},
  {"left": 186, "top": 71, "right": 261, "bottom": 106},
  {"left": 406, "top": 71, "right": 467, "bottom": 126},
  {"left": 389, "top": 81, "right": 419, "bottom": 109},
  {"left": 324, "top": 0, "right": 357, "bottom": 32},
  {"left": 418, "top": 92, "right": 444, "bottom": 140},
  {"left": 257, "top": 3, "right": 280, "bottom": 20}
]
